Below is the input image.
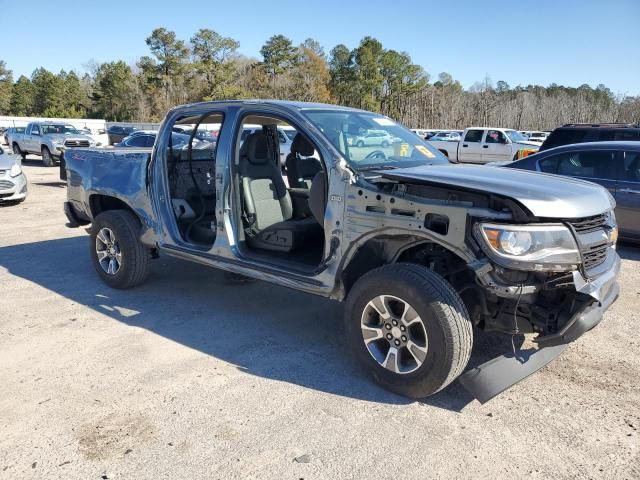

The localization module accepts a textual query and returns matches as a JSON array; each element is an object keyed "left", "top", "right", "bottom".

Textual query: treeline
[{"left": 0, "top": 27, "right": 639, "bottom": 129}]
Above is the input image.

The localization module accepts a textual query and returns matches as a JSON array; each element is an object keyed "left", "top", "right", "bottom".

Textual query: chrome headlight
[
  {"left": 476, "top": 223, "right": 580, "bottom": 271},
  {"left": 9, "top": 162, "right": 22, "bottom": 177}
]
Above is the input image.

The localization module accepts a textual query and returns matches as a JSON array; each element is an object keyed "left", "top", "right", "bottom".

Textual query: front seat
[
  {"left": 239, "top": 131, "right": 322, "bottom": 253},
  {"left": 285, "top": 133, "right": 322, "bottom": 189}
]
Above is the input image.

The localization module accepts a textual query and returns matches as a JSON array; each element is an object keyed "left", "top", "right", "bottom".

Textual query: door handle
[
  {"left": 482, "top": 145, "right": 489, "bottom": 149},
  {"left": 619, "top": 188, "right": 640, "bottom": 194},
  {"left": 462, "top": 144, "right": 468, "bottom": 148}
]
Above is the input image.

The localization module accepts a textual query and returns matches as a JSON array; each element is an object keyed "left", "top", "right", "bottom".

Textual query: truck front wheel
[
  {"left": 13, "top": 143, "right": 26, "bottom": 160},
  {"left": 42, "top": 146, "right": 54, "bottom": 167},
  {"left": 90, "top": 210, "right": 150, "bottom": 289},
  {"left": 344, "top": 263, "right": 473, "bottom": 398}
]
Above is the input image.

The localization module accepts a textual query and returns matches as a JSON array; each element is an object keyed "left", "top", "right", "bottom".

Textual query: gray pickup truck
[
  {"left": 62, "top": 100, "right": 620, "bottom": 402},
  {"left": 12, "top": 121, "right": 95, "bottom": 166}
]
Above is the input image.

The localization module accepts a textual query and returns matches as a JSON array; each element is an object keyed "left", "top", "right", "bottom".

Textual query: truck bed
[{"left": 63, "top": 147, "right": 154, "bottom": 225}]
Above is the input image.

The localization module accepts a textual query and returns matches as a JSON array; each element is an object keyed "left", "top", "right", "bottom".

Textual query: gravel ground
[{"left": 0, "top": 158, "right": 639, "bottom": 480}]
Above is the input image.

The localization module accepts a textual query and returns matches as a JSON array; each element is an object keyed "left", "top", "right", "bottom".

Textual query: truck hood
[
  {"left": 378, "top": 164, "right": 614, "bottom": 218},
  {"left": 48, "top": 133, "right": 93, "bottom": 143},
  {"left": 514, "top": 141, "right": 540, "bottom": 148}
]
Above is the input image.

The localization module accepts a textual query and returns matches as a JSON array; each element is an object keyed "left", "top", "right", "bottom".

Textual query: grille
[
  {"left": 0, "top": 179, "right": 14, "bottom": 190},
  {"left": 582, "top": 241, "right": 609, "bottom": 270},
  {"left": 64, "top": 139, "right": 90, "bottom": 147},
  {"left": 568, "top": 213, "right": 608, "bottom": 233}
]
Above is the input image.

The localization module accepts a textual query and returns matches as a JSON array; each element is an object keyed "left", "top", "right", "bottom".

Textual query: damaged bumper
[{"left": 459, "top": 251, "right": 620, "bottom": 403}]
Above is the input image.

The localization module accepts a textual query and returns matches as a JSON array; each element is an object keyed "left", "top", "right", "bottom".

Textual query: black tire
[
  {"left": 438, "top": 149, "right": 449, "bottom": 157},
  {"left": 90, "top": 210, "right": 150, "bottom": 289},
  {"left": 356, "top": 140, "right": 364, "bottom": 147},
  {"left": 13, "top": 143, "right": 26, "bottom": 160},
  {"left": 42, "top": 146, "right": 54, "bottom": 167},
  {"left": 344, "top": 263, "right": 472, "bottom": 399}
]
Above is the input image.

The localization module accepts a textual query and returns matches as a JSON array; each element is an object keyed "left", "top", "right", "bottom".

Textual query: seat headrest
[
  {"left": 291, "top": 133, "right": 315, "bottom": 157},
  {"left": 243, "top": 132, "right": 271, "bottom": 165}
]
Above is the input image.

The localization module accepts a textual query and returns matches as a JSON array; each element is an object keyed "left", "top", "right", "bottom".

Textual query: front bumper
[
  {"left": 459, "top": 251, "right": 621, "bottom": 403},
  {"left": 537, "top": 252, "right": 620, "bottom": 347},
  {"left": 0, "top": 173, "right": 27, "bottom": 201}
]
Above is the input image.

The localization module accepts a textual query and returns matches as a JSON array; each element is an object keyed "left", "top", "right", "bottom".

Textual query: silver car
[{"left": 0, "top": 147, "right": 27, "bottom": 203}]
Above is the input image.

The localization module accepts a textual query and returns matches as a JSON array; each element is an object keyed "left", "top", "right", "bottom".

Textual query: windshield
[
  {"left": 505, "top": 130, "right": 528, "bottom": 142},
  {"left": 302, "top": 110, "right": 448, "bottom": 171},
  {"left": 41, "top": 124, "right": 80, "bottom": 135}
]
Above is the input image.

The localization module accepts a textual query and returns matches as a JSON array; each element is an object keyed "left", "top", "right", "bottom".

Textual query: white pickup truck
[{"left": 428, "top": 127, "right": 540, "bottom": 163}]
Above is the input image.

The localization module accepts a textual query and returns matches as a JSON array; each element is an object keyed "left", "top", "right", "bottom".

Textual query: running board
[{"left": 458, "top": 343, "right": 569, "bottom": 404}]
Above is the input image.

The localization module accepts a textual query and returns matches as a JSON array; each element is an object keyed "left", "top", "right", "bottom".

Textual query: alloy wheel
[
  {"left": 360, "top": 295, "right": 429, "bottom": 374},
  {"left": 95, "top": 227, "right": 122, "bottom": 275}
]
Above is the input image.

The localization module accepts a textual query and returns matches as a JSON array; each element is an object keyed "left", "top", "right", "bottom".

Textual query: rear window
[
  {"left": 541, "top": 128, "right": 586, "bottom": 150},
  {"left": 538, "top": 150, "right": 617, "bottom": 179},
  {"left": 464, "top": 129, "right": 484, "bottom": 143}
]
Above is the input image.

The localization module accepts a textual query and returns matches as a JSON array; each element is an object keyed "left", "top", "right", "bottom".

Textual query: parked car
[
  {"left": 352, "top": 129, "right": 397, "bottom": 148},
  {"left": 429, "top": 131, "right": 461, "bottom": 142},
  {"left": 61, "top": 100, "right": 620, "bottom": 403},
  {"left": 540, "top": 123, "right": 640, "bottom": 152},
  {"left": 11, "top": 122, "right": 96, "bottom": 166},
  {"left": 411, "top": 129, "right": 440, "bottom": 139},
  {"left": 0, "top": 146, "right": 27, "bottom": 203},
  {"left": 4, "top": 126, "right": 26, "bottom": 146},
  {"left": 116, "top": 132, "right": 207, "bottom": 149},
  {"left": 519, "top": 131, "right": 549, "bottom": 144},
  {"left": 107, "top": 125, "right": 139, "bottom": 145},
  {"left": 429, "top": 127, "right": 540, "bottom": 163},
  {"left": 77, "top": 127, "right": 109, "bottom": 147},
  {"left": 502, "top": 141, "right": 640, "bottom": 242}
]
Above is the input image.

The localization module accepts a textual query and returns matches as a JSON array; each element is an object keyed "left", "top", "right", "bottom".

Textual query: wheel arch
[
  {"left": 89, "top": 194, "right": 139, "bottom": 224},
  {"left": 339, "top": 232, "right": 473, "bottom": 299}
]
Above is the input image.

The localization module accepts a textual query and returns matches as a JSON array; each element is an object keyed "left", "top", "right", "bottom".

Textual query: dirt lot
[{"left": 1, "top": 159, "right": 639, "bottom": 480}]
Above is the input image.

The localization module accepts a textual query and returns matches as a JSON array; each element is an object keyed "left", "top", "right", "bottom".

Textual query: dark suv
[
  {"left": 540, "top": 123, "right": 640, "bottom": 151},
  {"left": 107, "top": 125, "right": 138, "bottom": 145}
]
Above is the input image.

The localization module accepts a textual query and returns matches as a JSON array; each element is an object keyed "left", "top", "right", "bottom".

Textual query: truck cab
[
  {"left": 62, "top": 101, "right": 620, "bottom": 403},
  {"left": 429, "top": 127, "right": 540, "bottom": 163}
]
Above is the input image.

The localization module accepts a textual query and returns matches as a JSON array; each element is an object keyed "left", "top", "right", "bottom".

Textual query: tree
[
  {"left": 329, "top": 44, "right": 356, "bottom": 105},
  {"left": 190, "top": 28, "right": 240, "bottom": 99},
  {"left": 353, "top": 37, "right": 384, "bottom": 110},
  {"left": 145, "top": 28, "right": 189, "bottom": 103},
  {"left": 290, "top": 42, "right": 332, "bottom": 103},
  {"left": 260, "top": 34, "right": 299, "bottom": 97},
  {"left": 260, "top": 34, "right": 299, "bottom": 75},
  {"left": 31, "top": 67, "right": 65, "bottom": 116},
  {"left": 0, "top": 60, "right": 13, "bottom": 114},
  {"left": 93, "top": 61, "right": 137, "bottom": 121},
  {"left": 9, "top": 75, "right": 34, "bottom": 116}
]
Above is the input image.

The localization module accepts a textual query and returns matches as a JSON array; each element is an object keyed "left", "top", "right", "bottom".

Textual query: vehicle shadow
[
  {"left": 617, "top": 243, "right": 640, "bottom": 261},
  {"left": 31, "top": 181, "right": 66, "bottom": 188},
  {"left": 0, "top": 236, "right": 520, "bottom": 411}
]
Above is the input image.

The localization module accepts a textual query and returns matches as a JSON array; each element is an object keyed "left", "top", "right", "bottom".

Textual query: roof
[
  {"left": 536, "top": 140, "right": 640, "bottom": 155},
  {"left": 169, "top": 99, "right": 367, "bottom": 114},
  {"left": 561, "top": 123, "right": 640, "bottom": 128},
  {"left": 464, "top": 127, "right": 518, "bottom": 131}
]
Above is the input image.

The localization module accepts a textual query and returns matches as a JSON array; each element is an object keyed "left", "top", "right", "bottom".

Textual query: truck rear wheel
[
  {"left": 42, "top": 146, "right": 54, "bottom": 167},
  {"left": 344, "top": 263, "right": 473, "bottom": 398},
  {"left": 90, "top": 210, "right": 150, "bottom": 289}
]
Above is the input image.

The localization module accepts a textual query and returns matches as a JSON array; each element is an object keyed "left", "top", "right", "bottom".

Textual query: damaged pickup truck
[{"left": 62, "top": 101, "right": 620, "bottom": 402}]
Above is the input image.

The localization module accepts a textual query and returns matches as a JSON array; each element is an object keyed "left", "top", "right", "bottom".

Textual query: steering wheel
[{"left": 364, "top": 150, "right": 386, "bottom": 160}]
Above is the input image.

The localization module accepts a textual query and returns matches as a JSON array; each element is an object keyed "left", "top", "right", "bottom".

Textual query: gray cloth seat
[
  {"left": 285, "top": 134, "right": 323, "bottom": 189},
  {"left": 239, "top": 131, "right": 322, "bottom": 253}
]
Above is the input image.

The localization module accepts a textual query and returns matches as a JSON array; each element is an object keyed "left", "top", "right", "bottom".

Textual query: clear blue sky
[{"left": 1, "top": 0, "right": 639, "bottom": 94}]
